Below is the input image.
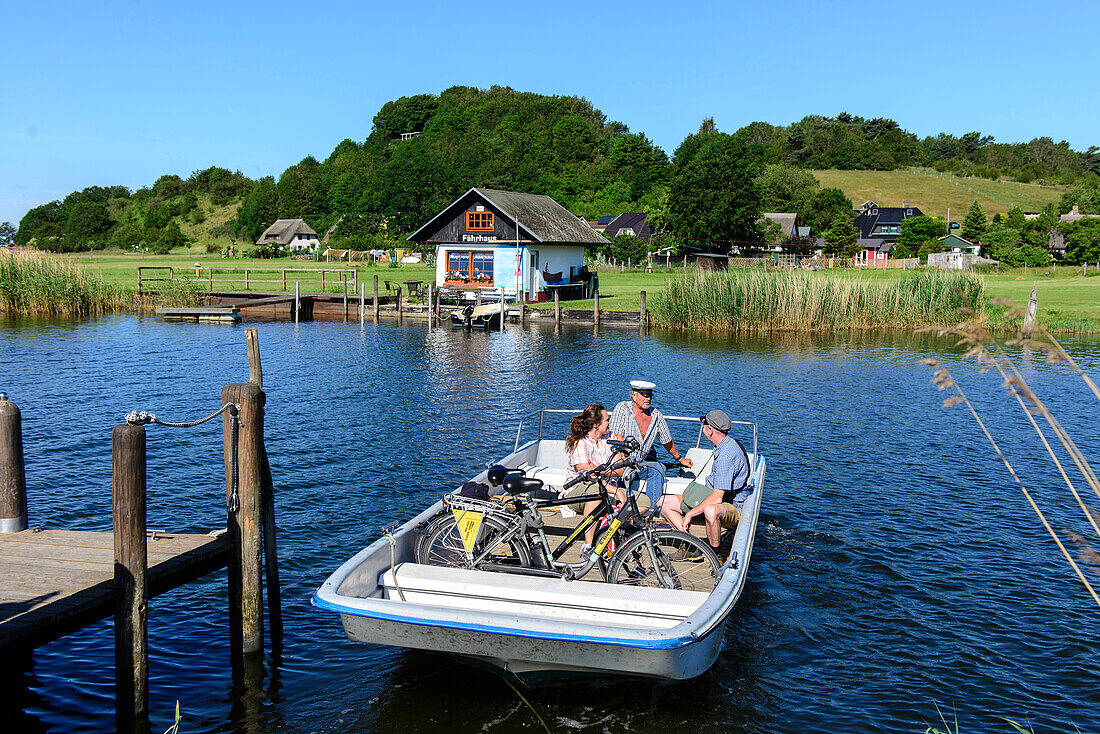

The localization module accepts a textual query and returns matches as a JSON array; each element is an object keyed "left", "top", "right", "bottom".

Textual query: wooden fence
[{"left": 139, "top": 267, "right": 358, "bottom": 294}]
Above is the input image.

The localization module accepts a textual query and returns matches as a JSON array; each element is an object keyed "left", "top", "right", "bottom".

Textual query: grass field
[
  {"left": 812, "top": 169, "right": 1068, "bottom": 218},
  {"left": 46, "top": 251, "right": 1100, "bottom": 332}
]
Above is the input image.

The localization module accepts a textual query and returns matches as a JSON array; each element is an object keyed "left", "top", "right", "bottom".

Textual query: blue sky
[{"left": 2, "top": 0, "right": 1096, "bottom": 225}]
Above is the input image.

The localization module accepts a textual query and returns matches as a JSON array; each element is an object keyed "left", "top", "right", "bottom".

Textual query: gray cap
[{"left": 701, "top": 409, "right": 732, "bottom": 433}]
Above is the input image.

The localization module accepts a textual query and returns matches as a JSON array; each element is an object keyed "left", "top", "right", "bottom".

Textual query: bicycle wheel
[
  {"left": 607, "top": 529, "right": 720, "bottom": 592},
  {"left": 414, "top": 510, "right": 450, "bottom": 564},
  {"left": 421, "top": 513, "right": 531, "bottom": 570}
]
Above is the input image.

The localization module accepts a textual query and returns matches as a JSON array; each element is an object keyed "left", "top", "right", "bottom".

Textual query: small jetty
[{"left": 0, "top": 330, "right": 280, "bottom": 729}]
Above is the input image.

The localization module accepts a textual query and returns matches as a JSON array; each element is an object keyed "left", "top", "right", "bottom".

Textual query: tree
[
  {"left": 897, "top": 215, "right": 946, "bottom": 252},
  {"left": 1004, "top": 206, "right": 1028, "bottom": 231},
  {"left": 804, "top": 187, "right": 853, "bottom": 237},
  {"left": 607, "top": 234, "right": 648, "bottom": 264},
  {"left": 667, "top": 134, "right": 763, "bottom": 252},
  {"left": 1062, "top": 219, "right": 1100, "bottom": 264},
  {"left": 756, "top": 164, "right": 818, "bottom": 216},
  {"left": 0, "top": 222, "right": 15, "bottom": 246},
  {"left": 962, "top": 200, "right": 986, "bottom": 242},
  {"left": 823, "top": 214, "right": 858, "bottom": 255}
]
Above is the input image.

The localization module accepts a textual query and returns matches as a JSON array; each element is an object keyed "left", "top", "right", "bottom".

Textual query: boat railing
[{"left": 513, "top": 409, "right": 757, "bottom": 468}]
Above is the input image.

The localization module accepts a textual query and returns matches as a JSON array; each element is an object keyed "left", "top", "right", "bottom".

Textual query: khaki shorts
[{"left": 716, "top": 502, "right": 741, "bottom": 529}]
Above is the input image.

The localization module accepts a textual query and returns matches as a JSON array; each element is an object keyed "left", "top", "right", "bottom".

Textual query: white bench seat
[{"left": 380, "top": 563, "right": 708, "bottom": 630}]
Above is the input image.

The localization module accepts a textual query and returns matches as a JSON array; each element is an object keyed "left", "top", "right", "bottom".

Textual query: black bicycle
[{"left": 418, "top": 440, "right": 722, "bottom": 590}]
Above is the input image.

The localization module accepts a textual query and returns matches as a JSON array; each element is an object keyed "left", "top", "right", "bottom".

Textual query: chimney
[{"left": 1072, "top": 204, "right": 1080, "bottom": 215}]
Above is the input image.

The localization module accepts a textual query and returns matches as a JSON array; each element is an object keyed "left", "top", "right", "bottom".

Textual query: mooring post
[
  {"left": 396, "top": 288, "right": 403, "bottom": 319},
  {"left": 294, "top": 282, "right": 300, "bottom": 324},
  {"left": 476, "top": 290, "right": 482, "bottom": 307},
  {"left": 499, "top": 288, "right": 506, "bottom": 331},
  {"left": 639, "top": 290, "right": 647, "bottom": 328},
  {"left": 0, "top": 394, "right": 28, "bottom": 533},
  {"left": 427, "top": 284, "right": 434, "bottom": 325},
  {"left": 519, "top": 292, "right": 525, "bottom": 325},
  {"left": 373, "top": 275, "right": 379, "bottom": 319},
  {"left": 1023, "top": 284, "right": 1038, "bottom": 337},
  {"left": 343, "top": 277, "right": 349, "bottom": 322},
  {"left": 259, "top": 446, "right": 282, "bottom": 646},
  {"left": 113, "top": 420, "right": 148, "bottom": 726},
  {"left": 223, "top": 382, "right": 265, "bottom": 657},
  {"left": 594, "top": 289, "right": 601, "bottom": 326},
  {"left": 554, "top": 289, "right": 561, "bottom": 324},
  {"left": 359, "top": 282, "right": 365, "bottom": 324}
]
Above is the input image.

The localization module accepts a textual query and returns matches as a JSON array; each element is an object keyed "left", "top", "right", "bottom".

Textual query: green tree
[
  {"left": 1004, "top": 206, "right": 1028, "bottom": 231},
  {"left": 917, "top": 239, "right": 945, "bottom": 262},
  {"left": 667, "top": 133, "right": 763, "bottom": 251},
  {"left": 151, "top": 221, "right": 188, "bottom": 254},
  {"left": 897, "top": 215, "right": 946, "bottom": 252},
  {"left": 756, "top": 164, "right": 818, "bottom": 215},
  {"left": 804, "top": 187, "right": 853, "bottom": 237},
  {"left": 823, "top": 214, "right": 858, "bottom": 255},
  {"left": 607, "top": 234, "right": 648, "bottom": 263},
  {"left": 236, "top": 177, "right": 279, "bottom": 240},
  {"left": 1062, "top": 219, "right": 1100, "bottom": 264},
  {"left": 0, "top": 221, "right": 16, "bottom": 246},
  {"left": 961, "top": 200, "right": 986, "bottom": 242},
  {"left": 63, "top": 201, "right": 113, "bottom": 241}
]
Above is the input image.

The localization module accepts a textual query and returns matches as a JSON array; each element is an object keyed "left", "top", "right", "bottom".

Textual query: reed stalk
[
  {"left": 650, "top": 269, "right": 985, "bottom": 331},
  {"left": 0, "top": 249, "right": 128, "bottom": 315}
]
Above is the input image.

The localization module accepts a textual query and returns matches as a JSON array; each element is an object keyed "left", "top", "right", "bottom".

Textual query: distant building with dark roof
[
  {"left": 761, "top": 213, "right": 799, "bottom": 241},
  {"left": 256, "top": 219, "right": 320, "bottom": 251},
  {"left": 602, "top": 213, "right": 652, "bottom": 242},
  {"left": 853, "top": 202, "right": 924, "bottom": 244}
]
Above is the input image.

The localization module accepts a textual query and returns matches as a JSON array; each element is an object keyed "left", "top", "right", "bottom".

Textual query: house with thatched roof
[
  {"left": 256, "top": 219, "right": 320, "bottom": 252},
  {"left": 408, "top": 188, "right": 607, "bottom": 302}
]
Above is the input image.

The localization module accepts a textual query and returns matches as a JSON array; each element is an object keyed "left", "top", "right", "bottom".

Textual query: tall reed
[
  {"left": 650, "top": 269, "right": 985, "bottom": 331},
  {"left": 0, "top": 249, "right": 128, "bottom": 315}
]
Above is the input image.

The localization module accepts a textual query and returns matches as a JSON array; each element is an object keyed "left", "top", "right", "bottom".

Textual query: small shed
[
  {"left": 256, "top": 219, "right": 320, "bottom": 252},
  {"left": 407, "top": 188, "right": 607, "bottom": 301}
]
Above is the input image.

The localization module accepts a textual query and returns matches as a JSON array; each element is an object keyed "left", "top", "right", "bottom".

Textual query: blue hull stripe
[{"left": 311, "top": 592, "right": 699, "bottom": 651}]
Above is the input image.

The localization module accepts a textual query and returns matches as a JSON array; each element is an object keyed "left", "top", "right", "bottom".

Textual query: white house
[
  {"left": 407, "top": 188, "right": 606, "bottom": 302},
  {"left": 256, "top": 219, "right": 320, "bottom": 252}
]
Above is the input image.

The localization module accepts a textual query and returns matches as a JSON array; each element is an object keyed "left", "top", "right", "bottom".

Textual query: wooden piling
[
  {"left": 499, "top": 288, "right": 505, "bottom": 331},
  {"left": 554, "top": 290, "right": 561, "bottom": 324},
  {"left": 639, "top": 290, "right": 647, "bottom": 328},
  {"left": 519, "top": 294, "right": 525, "bottom": 324},
  {"left": 222, "top": 383, "right": 265, "bottom": 657},
  {"left": 427, "top": 284, "right": 434, "bottom": 324},
  {"left": 1023, "top": 285, "right": 1038, "bottom": 337},
  {"left": 295, "top": 282, "right": 300, "bottom": 324},
  {"left": 373, "top": 275, "right": 379, "bottom": 319},
  {"left": 0, "top": 394, "right": 27, "bottom": 533},
  {"left": 396, "top": 288, "right": 403, "bottom": 318},
  {"left": 259, "top": 446, "right": 282, "bottom": 646},
  {"left": 112, "top": 422, "right": 148, "bottom": 725},
  {"left": 246, "top": 329, "right": 262, "bottom": 388},
  {"left": 594, "top": 290, "right": 601, "bottom": 326},
  {"left": 343, "top": 277, "right": 349, "bottom": 321},
  {"left": 360, "top": 283, "right": 365, "bottom": 324}
]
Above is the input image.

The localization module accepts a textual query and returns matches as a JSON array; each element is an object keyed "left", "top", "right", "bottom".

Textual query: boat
[
  {"left": 312, "top": 409, "right": 765, "bottom": 682},
  {"left": 449, "top": 303, "right": 503, "bottom": 330}
]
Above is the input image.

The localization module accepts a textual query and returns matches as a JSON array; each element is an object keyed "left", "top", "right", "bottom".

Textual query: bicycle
[{"left": 418, "top": 440, "right": 722, "bottom": 591}]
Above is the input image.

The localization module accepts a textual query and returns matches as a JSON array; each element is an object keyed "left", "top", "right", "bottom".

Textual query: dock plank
[{"left": 0, "top": 529, "right": 230, "bottom": 651}]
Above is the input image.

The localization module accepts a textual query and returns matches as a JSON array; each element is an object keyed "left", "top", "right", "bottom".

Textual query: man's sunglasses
[{"left": 633, "top": 390, "right": 654, "bottom": 398}]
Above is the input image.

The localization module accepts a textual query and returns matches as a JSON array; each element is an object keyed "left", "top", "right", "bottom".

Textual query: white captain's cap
[{"left": 629, "top": 380, "right": 656, "bottom": 392}]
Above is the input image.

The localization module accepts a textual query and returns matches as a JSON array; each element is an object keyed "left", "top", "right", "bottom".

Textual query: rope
[
  {"left": 123, "top": 403, "right": 241, "bottom": 513},
  {"left": 124, "top": 403, "right": 237, "bottom": 428},
  {"left": 382, "top": 524, "right": 406, "bottom": 602}
]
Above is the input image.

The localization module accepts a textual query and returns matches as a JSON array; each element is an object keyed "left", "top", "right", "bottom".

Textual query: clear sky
[{"left": 2, "top": 0, "right": 1096, "bottom": 226}]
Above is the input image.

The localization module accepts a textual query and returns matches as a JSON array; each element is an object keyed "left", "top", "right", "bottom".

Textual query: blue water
[{"left": 1, "top": 315, "right": 1098, "bottom": 733}]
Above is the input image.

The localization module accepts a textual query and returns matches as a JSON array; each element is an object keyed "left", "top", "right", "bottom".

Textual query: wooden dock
[
  {"left": 0, "top": 331, "right": 280, "bottom": 727},
  {"left": 0, "top": 529, "right": 230, "bottom": 651}
]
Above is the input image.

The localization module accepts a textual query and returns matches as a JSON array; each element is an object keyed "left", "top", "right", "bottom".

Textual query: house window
[
  {"left": 466, "top": 211, "right": 495, "bottom": 231},
  {"left": 447, "top": 250, "right": 494, "bottom": 284}
]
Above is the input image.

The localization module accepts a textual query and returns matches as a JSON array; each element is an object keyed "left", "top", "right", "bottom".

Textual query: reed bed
[
  {"left": 0, "top": 249, "right": 129, "bottom": 315},
  {"left": 649, "top": 269, "right": 985, "bottom": 331},
  {"left": 155, "top": 277, "right": 209, "bottom": 307}
]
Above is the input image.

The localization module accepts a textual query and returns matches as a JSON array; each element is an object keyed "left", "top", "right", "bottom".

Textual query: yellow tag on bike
[
  {"left": 594, "top": 518, "right": 621, "bottom": 556},
  {"left": 453, "top": 509, "right": 484, "bottom": 553}
]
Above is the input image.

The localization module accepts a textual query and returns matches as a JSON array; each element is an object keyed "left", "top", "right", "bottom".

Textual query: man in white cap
[
  {"left": 661, "top": 408, "right": 751, "bottom": 558},
  {"left": 609, "top": 380, "right": 693, "bottom": 506}
]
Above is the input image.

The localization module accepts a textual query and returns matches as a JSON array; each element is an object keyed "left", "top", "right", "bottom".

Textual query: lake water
[{"left": 1, "top": 315, "right": 1098, "bottom": 734}]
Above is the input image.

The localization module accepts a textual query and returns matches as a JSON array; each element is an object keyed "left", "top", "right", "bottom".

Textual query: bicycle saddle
[
  {"left": 486, "top": 465, "right": 525, "bottom": 487},
  {"left": 501, "top": 474, "right": 544, "bottom": 496}
]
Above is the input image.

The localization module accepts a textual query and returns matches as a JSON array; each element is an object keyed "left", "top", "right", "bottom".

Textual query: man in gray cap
[
  {"left": 661, "top": 408, "right": 751, "bottom": 558},
  {"left": 609, "top": 380, "right": 693, "bottom": 506}
]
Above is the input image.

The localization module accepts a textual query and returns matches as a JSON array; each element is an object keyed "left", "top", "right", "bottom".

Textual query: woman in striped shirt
[{"left": 565, "top": 403, "right": 626, "bottom": 554}]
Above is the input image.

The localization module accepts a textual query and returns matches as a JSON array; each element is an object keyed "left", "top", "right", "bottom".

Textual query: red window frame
[{"left": 466, "top": 211, "right": 494, "bottom": 231}]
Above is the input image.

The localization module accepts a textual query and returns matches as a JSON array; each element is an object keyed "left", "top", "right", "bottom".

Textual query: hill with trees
[{"left": 11, "top": 87, "right": 1100, "bottom": 260}]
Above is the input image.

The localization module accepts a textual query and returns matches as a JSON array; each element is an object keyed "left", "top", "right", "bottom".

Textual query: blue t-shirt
[{"left": 707, "top": 435, "right": 751, "bottom": 508}]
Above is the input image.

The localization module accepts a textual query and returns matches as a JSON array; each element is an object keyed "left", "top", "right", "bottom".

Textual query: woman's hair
[{"left": 565, "top": 403, "right": 606, "bottom": 453}]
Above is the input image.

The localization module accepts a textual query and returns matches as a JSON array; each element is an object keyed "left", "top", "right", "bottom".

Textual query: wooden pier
[{"left": 0, "top": 330, "right": 280, "bottom": 729}]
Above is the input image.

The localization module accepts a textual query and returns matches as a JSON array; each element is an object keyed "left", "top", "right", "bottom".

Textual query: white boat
[{"left": 312, "top": 410, "right": 765, "bottom": 681}]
